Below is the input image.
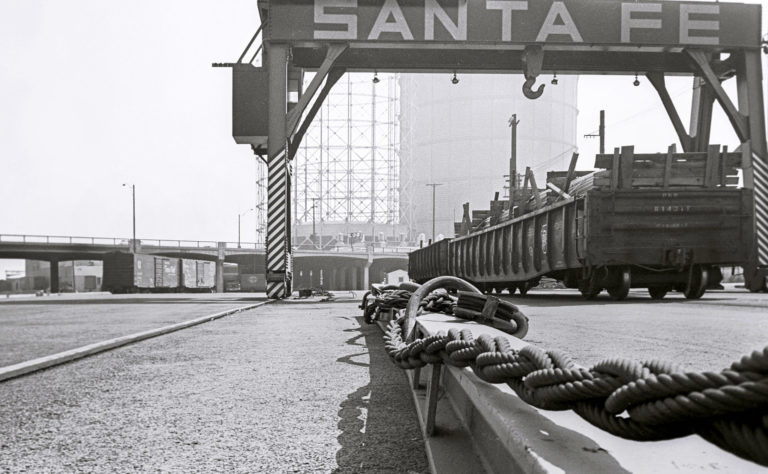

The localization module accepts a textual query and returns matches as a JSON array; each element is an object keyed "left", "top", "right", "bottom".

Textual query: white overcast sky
[{"left": 1, "top": 0, "right": 766, "bottom": 276}]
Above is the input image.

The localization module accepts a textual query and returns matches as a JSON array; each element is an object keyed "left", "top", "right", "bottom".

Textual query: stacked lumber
[{"left": 593, "top": 145, "right": 740, "bottom": 189}]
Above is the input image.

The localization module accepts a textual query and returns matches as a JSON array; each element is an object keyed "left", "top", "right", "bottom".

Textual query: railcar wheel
[
  {"left": 517, "top": 281, "right": 531, "bottom": 296},
  {"left": 748, "top": 276, "right": 768, "bottom": 293},
  {"left": 607, "top": 266, "right": 631, "bottom": 301},
  {"left": 578, "top": 270, "right": 601, "bottom": 300},
  {"left": 647, "top": 286, "right": 669, "bottom": 300},
  {"left": 684, "top": 265, "right": 708, "bottom": 299},
  {"left": 580, "top": 288, "right": 601, "bottom": 299},
  {"left": 507, "top": 285, "right": 517, "bottom": 295}
]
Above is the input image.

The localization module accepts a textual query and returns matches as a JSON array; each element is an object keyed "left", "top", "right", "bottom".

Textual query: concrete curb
[
  {"left": 0, "top": 301, "right": 270, "bottom": 383},
  {"left": 407, "top": 314, "right": 761, "bottom": 473},
  {"left": 374, "top": 319, "right": 485, "bottom": 474}
]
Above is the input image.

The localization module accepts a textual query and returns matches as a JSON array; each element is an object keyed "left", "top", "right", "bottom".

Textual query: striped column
[
  {"left": 753, "top": 153, "right": 768, "bottom": 266},
  {"left": 266, "top": 148, "right": 291, "bottom": 298}
]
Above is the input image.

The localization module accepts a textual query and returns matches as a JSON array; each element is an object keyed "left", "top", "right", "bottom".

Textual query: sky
[{"left": 1, "top": 0, "right": 766, "bottom": 277}]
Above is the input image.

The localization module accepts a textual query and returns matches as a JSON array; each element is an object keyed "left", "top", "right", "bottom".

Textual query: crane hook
[{"left": 523, "top": 77, "right": 545, "bottom": 100}]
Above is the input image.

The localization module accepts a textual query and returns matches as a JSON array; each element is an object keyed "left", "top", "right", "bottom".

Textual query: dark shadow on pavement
[{"left": 333, "top": 316, "right": 429, "bottom": 474}]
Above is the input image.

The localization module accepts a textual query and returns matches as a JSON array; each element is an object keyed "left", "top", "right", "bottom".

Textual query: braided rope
[
  {"left": 382, "top": 316, "right": 768, "bottom": 466},
  {"left": 361, "top": 285, "right": 528, "bottom": 338}
]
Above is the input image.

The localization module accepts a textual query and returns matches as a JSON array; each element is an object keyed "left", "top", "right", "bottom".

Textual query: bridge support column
[
  {"left": 216, "top": 242, "right": 225, "bottom": 293},
  {"left": 50, "top": 258, "right": 59, "bottom": 293},
  {"left": 215, "top": 259, "right": 224, "bottom": 293},
  {"left": 364, "top": 252, "right": 373, "bottom": 290},
  {"left": 329, "top": 268, "right": 337, "bottom": 291}
]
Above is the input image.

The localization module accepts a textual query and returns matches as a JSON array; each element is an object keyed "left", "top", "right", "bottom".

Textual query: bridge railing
[
  {"left": 141, "top": 239, "right": 219, "bottom": 249},
  {"left": 297, "top": 243, "right": 417, "bottom": 254},
  {"left": 0, "top": 234, "right": 128, "bottom": 245},
  {"left": 142, "top": 240, "right": 265, "bottom": 250},
  {"left": 221, "top": 242, "right": 264, "bottom": 250},
  {"left": 0, "top": 233, "right": 412, "bottom": 253},
  {"left": 0, "top": 234, "right": 266, "bottom": 250}
]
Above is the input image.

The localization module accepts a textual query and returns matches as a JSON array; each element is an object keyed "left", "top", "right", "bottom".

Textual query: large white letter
[
  {"left": 535, "top": 1, "right": 583, "bottom": 42},
  {"left": 486, "top": 0, "right": 528, "bottom": 42},
  {"left": 425, "top": 0, "right": 467, "bottom": 41},
  {"left": 368, "top": 0, "right": 414, "bottom": 40},
  {"left": 621, "top": 3, "right": 661, "bottom": 43},
  {"left": 680, "top": 4, "right": 719, "bottom": 45},
  {"left": 314, "top": 0, "right": 358, "bottom": 40}
]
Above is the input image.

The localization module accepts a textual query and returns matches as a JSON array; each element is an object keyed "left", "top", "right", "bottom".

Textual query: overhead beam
[
  {"left": 285, "top": 44, "right": 348, "bottom": 137},
  {"left": 689, "top": 76, "right": 715, "bottom": 152},
  {"left": 687, "top": 50, "right": 749, "bottom": 144},
  {"left": 646, "top": 72, "right": 693, "bottom": 152},
  {"left": 289, "top": 67, "right": 346, "bottom": 159},
  {"left": 268, "top": 0, "right": 760, "bottom": 50}
]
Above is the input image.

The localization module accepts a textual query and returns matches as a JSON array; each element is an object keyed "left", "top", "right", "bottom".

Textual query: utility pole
[
  {"left": 599, "top": 109, "right": 605, "bottom": 155},
  {"left": 508, "top": 114, "right": 520, "bottom": 208},
  {"left": 238, "top": 208, "right": 254, "bottom": 248},
  {"left": 122, "top": 183, "right": 136, "bottom": 253},
  {"left": 584, "top": 110, "right": 606, "bottom": 154},
  {"left": 425, "top": 183, "right": 443, "bottom": 242}
]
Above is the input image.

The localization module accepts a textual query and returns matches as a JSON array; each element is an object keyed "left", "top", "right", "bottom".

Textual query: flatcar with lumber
[
  {"left": 102, "top": 252, "right": 216, "bottom": 293},
  {"left": 409, "top": 145, "right": 756, "bottom": 300}
]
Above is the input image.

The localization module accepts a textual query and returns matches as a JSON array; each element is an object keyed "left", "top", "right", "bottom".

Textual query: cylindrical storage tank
[{"left": 399, "top": 74, "right": 578, "bottom": 241}]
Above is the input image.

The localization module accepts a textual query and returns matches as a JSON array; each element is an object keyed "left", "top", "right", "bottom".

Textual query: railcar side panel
[
  {"left": 409, "top": 188, "right": 753, "bottom": 292},
  {"left": 585, "top": 189, "right": 753, "bottom": 266}
]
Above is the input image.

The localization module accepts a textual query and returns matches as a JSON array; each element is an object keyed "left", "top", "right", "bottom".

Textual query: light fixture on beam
[
  {"left": 551, "top": 73, "right": 558, "bottom": 85},
  {"left": 633, "top": 73, "right": 640, "bottom": 87},
  {"left": 451, "top": 72, "right": 459, "bottom": 85}
]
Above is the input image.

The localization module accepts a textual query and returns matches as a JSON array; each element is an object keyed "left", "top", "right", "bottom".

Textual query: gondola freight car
[
  {"left": 103, "top": 252, "right": 215, "bottom": 293},
  {"left": 409, "top": 147, "right": 755, "bottom": 300}
]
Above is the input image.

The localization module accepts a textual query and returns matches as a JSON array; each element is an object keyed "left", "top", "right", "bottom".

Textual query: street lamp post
[
  {"left": 238, "top": 208, "right": 254, "bottom": 248},
  {"left": 310, "top": 197, "right": 321, "bottom": 249},
  {"left": 425, "top": 183, "right": 443, "bottom": 243},
  {"left": 122, "top": 183, "right": 136, "bottom": 253}
]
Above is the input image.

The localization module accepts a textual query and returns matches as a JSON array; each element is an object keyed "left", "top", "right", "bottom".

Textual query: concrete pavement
[{"left": 0, "top": 301, "right": 428, "bottom": 473}]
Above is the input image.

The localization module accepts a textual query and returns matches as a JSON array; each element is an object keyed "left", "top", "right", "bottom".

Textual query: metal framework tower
[
  {"left": 254, "top": 156, "right": 267, "bottom": 244},
  {"left": 398, "top": 76, "right": 418, "bottom": 241},
  {"left": 294, "top": 73, "right": 400, "bottom": 232}
]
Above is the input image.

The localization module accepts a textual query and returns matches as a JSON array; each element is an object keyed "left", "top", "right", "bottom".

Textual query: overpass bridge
[{"left": 0, "top": 234, "right": 411, "bottom": 293}]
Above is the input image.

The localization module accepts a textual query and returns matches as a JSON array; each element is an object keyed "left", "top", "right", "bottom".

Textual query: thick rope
[
  {"left": 361, "top": 284, "right": 529, "bottom": 338},
  {"left": 383, "top": 309, "right": 768, "bottom": 467}
]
